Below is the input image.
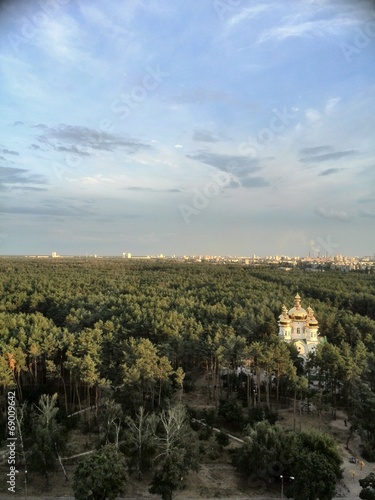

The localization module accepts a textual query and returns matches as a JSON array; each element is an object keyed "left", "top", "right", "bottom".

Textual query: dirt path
[{"left": 330, "top": 411, "right": 373, "bottom": 499}]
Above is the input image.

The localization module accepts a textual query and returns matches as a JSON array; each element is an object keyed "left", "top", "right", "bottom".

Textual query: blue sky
[{"left": 0, "top": 0, "right": 374, "bottom": 256}]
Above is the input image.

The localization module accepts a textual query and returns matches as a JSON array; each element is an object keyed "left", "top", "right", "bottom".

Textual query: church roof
[
  {"left": 279, "top": 304, "right": 291, "bottom": 324},
  {"left": 288, "top": 293, "right": 307, "bottom": 320},
  {"left": 278, "top": 294, "right": 319, "bottom": 325}
]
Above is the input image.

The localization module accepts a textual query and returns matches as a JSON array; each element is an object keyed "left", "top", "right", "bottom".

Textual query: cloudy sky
[{"left": 0, "top": 0, "right": 374, "bottom": 257}]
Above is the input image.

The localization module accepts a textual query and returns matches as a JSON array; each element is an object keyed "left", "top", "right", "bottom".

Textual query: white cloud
[
  {"left": 257, "top": 10, "right": 359, "bottom": 44},
  {"left": 325, "top": 97, "right": 341, "bottom": 115},
  {"left": 305, "top": 108, "right": 321, "bottom": 123},
  {"left": 359, "top": 209, "right": 375, "bottom": 218},
  {"left": 79, "top": 174, "right": 115, "bottom": 185},
  {"left": 315, "top": 207, "right": 349, "bottom": 222},
  {"left": 227, "top": 5, "right": 270, "bottom": 29},
  {"left": 76, "top": 2, "right": 134, "bottom": 45},
  {"left": 34, "top": 14, "right": 109, "bottom": 76}
]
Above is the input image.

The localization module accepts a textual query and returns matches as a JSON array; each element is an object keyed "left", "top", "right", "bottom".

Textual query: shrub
[{"left": 215, "top": 431, "right": 230, "bottom": 449}]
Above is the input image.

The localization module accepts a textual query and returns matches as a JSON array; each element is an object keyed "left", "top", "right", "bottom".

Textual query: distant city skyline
[
  {"left": 0, "top": 0, "right": 374, "bottom": 256},
  {"left": 16, "top": 250, "right": 375, "bottom": 261}
]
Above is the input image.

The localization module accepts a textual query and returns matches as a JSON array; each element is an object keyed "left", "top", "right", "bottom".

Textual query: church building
[{"left": 278, "top": 293, "right": 320, "bottom": 361}]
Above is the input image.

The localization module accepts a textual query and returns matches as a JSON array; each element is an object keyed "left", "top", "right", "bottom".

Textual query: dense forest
[{"left": 1, "top": 258, "right": 375, "bottom": 499}]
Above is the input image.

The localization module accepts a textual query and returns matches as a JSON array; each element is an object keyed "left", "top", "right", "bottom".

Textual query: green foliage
[
  {"left": 247, "top": 406, "right": 278, "bottom": 425},
  {"left": 359, "top": 473, "right": 375, "bottom": 500},
  {"left": 73, "top": 444, "right": 127, "bottom": 500},
  {"left": 362, "top": 442, "right": 375, "bottom": 462},
  {"left": 28, "top": 394, "right": 67, "bottom": 478},
  {"left": 150, "top": 403, "right": 199, "bottom": 499},
  {"left": 215, "top": 430, "right": 230, "bottom": 448},
  {"left": 206, "top": 434, "right": 221, "bottom": 459},
  {"left": 200, "top": 407, "right": 217, "bottom": 427},
  {"left": 289, "top": 451, "right": 338, "bottom": 500},
  {"left": 218, "top": 396, "right": 245, "bottom": 429},
  {"left": 197, "top": 424, "right": 213, "bottom": 441},
  {"left": 121, "top": 337, "right": 175, "bottom": 409},
  {"left": 123, "top": 406, "right": 158, "bottom": 477},
  {"left": 232, "top": 421, "right": 296, "bottom": 478},
  {"left": 297, "top": 430, "right": 342, "bottom": 478},
  {"left": 0, "top": 258, "right": 374, "bottom": 491},
  {"left": 149, "top": 449, "right": 187, "bottom": 500},
  {"left": 98, "top": 399, "right": 123, "bottom": 448},
  {"left": 0, "top": 354, "right": 15, "bottom": 389},
  {"left": 349, "top": 381, "right": 375, "bottom": 452},
  {"left": 233, "top": 421, "right": 342, "bottom": 498}
]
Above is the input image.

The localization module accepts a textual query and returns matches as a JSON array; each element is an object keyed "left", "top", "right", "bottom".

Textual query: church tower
[{"left": 278, "top": 293, "right": 319, "bottom": 361}]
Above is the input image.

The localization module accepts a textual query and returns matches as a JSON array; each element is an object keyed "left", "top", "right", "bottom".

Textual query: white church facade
[{"left": 278, "top": 293, "right": 320, "bottom": 361}]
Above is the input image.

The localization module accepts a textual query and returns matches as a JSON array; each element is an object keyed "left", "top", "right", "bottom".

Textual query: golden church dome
[
  {"left": 279, "top": 305, "right": 291, "bottom": 324},
  {"left": 288, "top": 293, "right": 307, "bottom": 320},
  {"left": 306, "top": 306, "right": 319, "bottom": 326}
]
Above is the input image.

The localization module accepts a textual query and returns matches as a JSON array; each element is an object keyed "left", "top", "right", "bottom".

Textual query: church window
[{"left": 297, "top": 328, "right": 300, "bottom": 334}]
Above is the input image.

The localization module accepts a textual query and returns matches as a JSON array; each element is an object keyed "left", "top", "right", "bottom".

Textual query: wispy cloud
[
  {"left": 325, "top": 97, "right": 341, "bottom": 115},
  {"left": 37, "top": 14, "right": 102, "bottom": 73},
  {"left": 299, "top": 145, "right": 334, "bottom": 156},
  {"left": 241, "top": 177, "right": 269, "bottom": 188},
  {"left": 227, "top": 5, "right": 270, "bottom": 29},
  {"left": 257, "top": 12, "right": 358, "bottom": 44},
  {"left": 77, "top": 2, "right": 135, "bottom": 44},
  {"left": 36, "top": 124, "right": 151, "bottom": 155},
  {"left": 187, "top": 151, "right": 260, "bottom": 174},
  {"left": 318, "top": 168, "right": 343, "bottom": 176},
  {"left": 123, "top": 187, "right": 181, "bottom": 193},
  {"left": 0, "top": 205, "right": 91, "bottom": 216},
  {"left": 193, "top": 129, "right": 220, "bottom": 143},
  {"left": 305, "top": 108, "right": 321, "bottom": 123},
  {"left": 186, "top": 151, "right": 268, "bottom": 188},
  {"left": 299, "top": 146, "right": 357, "bottom": 164},
  {"left": 0, "top": 147, "right": 19, "bottom": 156},
  {"left": 0, "top": 166, "right": 47, "bottom": 187},
  {"left": 357, "top": 193, "right": 375, "bottom": 204},
  {"left": 359, "top": 209, "right": 375, "bottom": 218},
  {"left": 174, "top": 87, "right": 230, "bottom": 104},
  {"left": 3, "top": 197, "right": 98, "bottom": 217},
  {"left": 315, "top": 207, "right": 349, "bottom": 222}
]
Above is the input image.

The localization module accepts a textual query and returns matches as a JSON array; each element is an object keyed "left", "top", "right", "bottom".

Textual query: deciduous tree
[{"left": 73, "top": 444, "right": 127, "bottom": 500}]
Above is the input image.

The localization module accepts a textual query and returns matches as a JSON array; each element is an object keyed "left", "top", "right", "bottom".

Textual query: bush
[
  {"left": 198, "top": 425, "right": 213, "bottom": 441},
  {"left": 218, "top": 396, "right": 244, "bottom": 430},
  {"left": 362, "top": 442, "right": 375, "bottom": 462},
  {"left": 200, "top": 408, "right": 217, "bottom": 427},
  {"left": 215, "top": 431, "right": 230, "bottom": 449},
  {"left": 206, "top": 435, "right": 221, "bottom": 460},
  {"left": 247, "top": 406, "right": 278, "bottom": 425}
]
